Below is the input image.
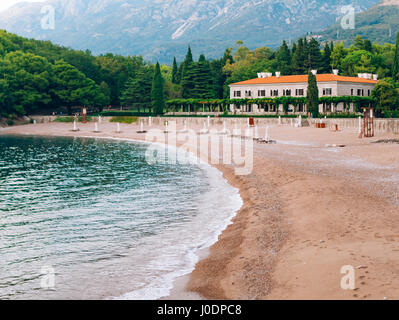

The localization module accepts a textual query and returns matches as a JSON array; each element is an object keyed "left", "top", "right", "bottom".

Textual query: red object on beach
[{"left": 249, "top": 118, "right": 255, "bottom": 127}]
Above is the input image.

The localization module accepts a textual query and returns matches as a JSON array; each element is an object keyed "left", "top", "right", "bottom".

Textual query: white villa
[{"left": 229, "top": 70, "right": 378, "bottom": 114}]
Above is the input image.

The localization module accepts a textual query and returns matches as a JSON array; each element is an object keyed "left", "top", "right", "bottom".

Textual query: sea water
[{"left": 0, "top": 135, "right": 242, "bottom": 300}]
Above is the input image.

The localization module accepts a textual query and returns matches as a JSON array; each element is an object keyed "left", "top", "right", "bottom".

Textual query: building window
[
  {"left": 368, "top": 89, "right": 370, "bottom": 96},
  {"left": 258, "top": 90, "right": 266, "bottom": 97},
  {"left": 283, "top": 89, "right": 291, "bottom": 96},
  {"left": 323, "top": 88, "right": 332, "bottom": 96},
  {"left": 271, "top": 89, "right": 279, "bottom": 97},
  {"left": 296, "top": 89, "right": 304, "bottom": 96},
  {"left": 245, "top": 90, "right": 252, "bottom": 97},
  {"left": 351, "top": 89, "right": 354, "bottom": 96},
  {"left": 234, "top": 91, "right": 241, "bottom": 97}
]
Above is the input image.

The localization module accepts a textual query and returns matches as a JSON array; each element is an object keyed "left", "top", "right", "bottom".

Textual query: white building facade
[{"left": 229, "top": 72, "right": 378, "bottom": 114}]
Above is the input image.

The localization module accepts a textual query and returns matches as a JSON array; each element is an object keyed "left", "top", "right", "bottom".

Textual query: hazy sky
[{"left": 0, "top": 0, "right": 45, "bottom": 12}]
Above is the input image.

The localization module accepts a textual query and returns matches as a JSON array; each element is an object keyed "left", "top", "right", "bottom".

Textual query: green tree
[
  {"left": 305, "top": 38, "right": 323, "bottom": 71},
  {"left": 0, "top": 51, "right": 51, "bottom": 115},
  {"left": 306, "top": 71, "right": 319, "bottom": 117},
  {"left": 151, "top": 62, "right": 165, "bottom": 115},
  {"left": 371, "top": 78, "right": 399, "bottom": 116},
  {"left": 0, "top": 79, "right": 12, "bottom": 116},
  {"left": 331, "top": 42, "right": 347, "bottom": 72},
  {"left": 171, "top": 57, "right": 178, "bottom": 84},
  {"left": 292, "top": 38, "right": 307, "bottom": 74},
  {"left": 341, "top": 50, "right": 374, "bottom": 75},
  {"left": 50, "top": 60, "right": 101, "bottom": 115},
  {"left": 191, "top": 54, "right": 215, "bottom": 99},
  {"left": 393, "top": 33, "right": 399, "bottom": 82},
  {"left": 120, "top": 66, "right": 153, "bottom": 112},
  {"left": 321, "top": 43, "right": 332, "bottom": 74},
  {"left": 276, "top": 40, "right": 292, "bottom": 75},
  {"left": 181, "top": 46, "right": 196, "bottom": 98}
]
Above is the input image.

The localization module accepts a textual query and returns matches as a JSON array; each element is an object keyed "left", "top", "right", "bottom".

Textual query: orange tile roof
[{"left": 230, "top": 74, "right": 378, "bottom": 85}]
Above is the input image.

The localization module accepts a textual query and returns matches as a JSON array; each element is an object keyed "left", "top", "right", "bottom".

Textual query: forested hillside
[{"left": 1, "top": 30, "right": 399, "bottom": 120}]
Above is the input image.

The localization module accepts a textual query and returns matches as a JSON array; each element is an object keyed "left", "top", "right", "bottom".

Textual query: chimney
[
  {"left": 333, "top": 69, "right": 339, "bottom": 76},
  {"left": 311, "top": 70, "right": 317, "bottom": 75},
  {"left": 373, "top": 74, "right": 378, "bottom": 81},
  {"left": 257, "top": 73, "right": 262, "bottom": 78},
  {"left": 261, "top": 72, "right": 267, "bottom": 78},
  {"left": 266, "top": 72, "right": 273, "bottom": 77},
  {"left": 276, "top": 72, "right": 281, "bottom": 78}
]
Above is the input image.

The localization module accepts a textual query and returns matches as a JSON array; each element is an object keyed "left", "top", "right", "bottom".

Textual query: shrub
[
  {"left": 54, "top": 116, "right": 92, "bottom": 122},
  {"left": 321, "top": 113, "right": 361, "bottom": 119},
  {"left": 7, "top": 120, "right": 14, "bottom": 126},
  {"left": 109, "top": 116, "right": 138, "bottom": 124},
  {"left": 100, "top": 110, "right": 152, "bottom": 117}
]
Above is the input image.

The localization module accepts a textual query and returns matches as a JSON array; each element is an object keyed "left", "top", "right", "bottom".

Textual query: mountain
[
  {"left": 0, "top": 0, "right": 379, "bottom": 63},
  {"left": 319, "top": 0, "right": 399, "bottom": 45}
]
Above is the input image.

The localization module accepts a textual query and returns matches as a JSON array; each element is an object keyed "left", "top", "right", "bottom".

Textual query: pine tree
[
  {"left": 120, "top": 66, "right": 153, "bottom": 112},
  {"left": 363, "top": 39, "right": 373, "bottom": 53},
  {"left": 181, "top": 46, "right": 195, "bottom": 98},
  {"left": 277, "top": 40, "right": 292, "bottom": 75},
  {"left": 171, "top": 57, "right": 178, "bottom": 84},
  {"left": 321, "top": 43, "right": 332, "bottom": 74},
  {"left": 180, "top": 46, "right": 193, "bottom": 80},
  {"left": 291, "top": 42, "right": 297, "bottom": 56},
  {"left": 292, "top": 38, "right": 307, "bottom": 74},
  {"left": 191, "top": 54, "right": 215, "bottom": 99},
  {"left": 393, "top": 32, "right": 399, "bottom": 82},
  {"left": 151, "top": 62, "right": 164, "bottom": 115},
  {"left": 305, "top": 38, "right": 323, "bottom": 71},
  {"left": 306, "top": 71, "right": 319, "bottom": 118}
]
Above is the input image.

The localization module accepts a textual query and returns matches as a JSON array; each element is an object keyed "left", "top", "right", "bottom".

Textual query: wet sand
[{"left": 2, "top": 120, "right": 399, "bottom": 300}]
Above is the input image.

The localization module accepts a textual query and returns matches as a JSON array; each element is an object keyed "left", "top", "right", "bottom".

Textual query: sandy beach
[{"left": 2, "top": 119, "right": 399, "bottom": 300}]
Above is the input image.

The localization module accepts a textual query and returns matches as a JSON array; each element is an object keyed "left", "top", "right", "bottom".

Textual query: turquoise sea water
[{"left": 0, "top": 135, "right": 241, "bottom": 300}]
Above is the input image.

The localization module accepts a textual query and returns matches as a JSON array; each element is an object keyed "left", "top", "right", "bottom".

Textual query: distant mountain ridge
[{"left": 0, "top": 0, "right": 380, "bottom": 62}]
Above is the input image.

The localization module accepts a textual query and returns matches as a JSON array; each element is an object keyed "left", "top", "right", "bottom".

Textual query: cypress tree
[
  {"left": 151, "top": 62, "right": 164, "bottom": 115},
  {"left": 306, "top": 71, "right": 319, "bottom": 118},
  {"left": 393, "top": 32, "right": 399, "bottom": 82},
  {"left": 171, "top": 57, "right": 178, "bottom": 84}
]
